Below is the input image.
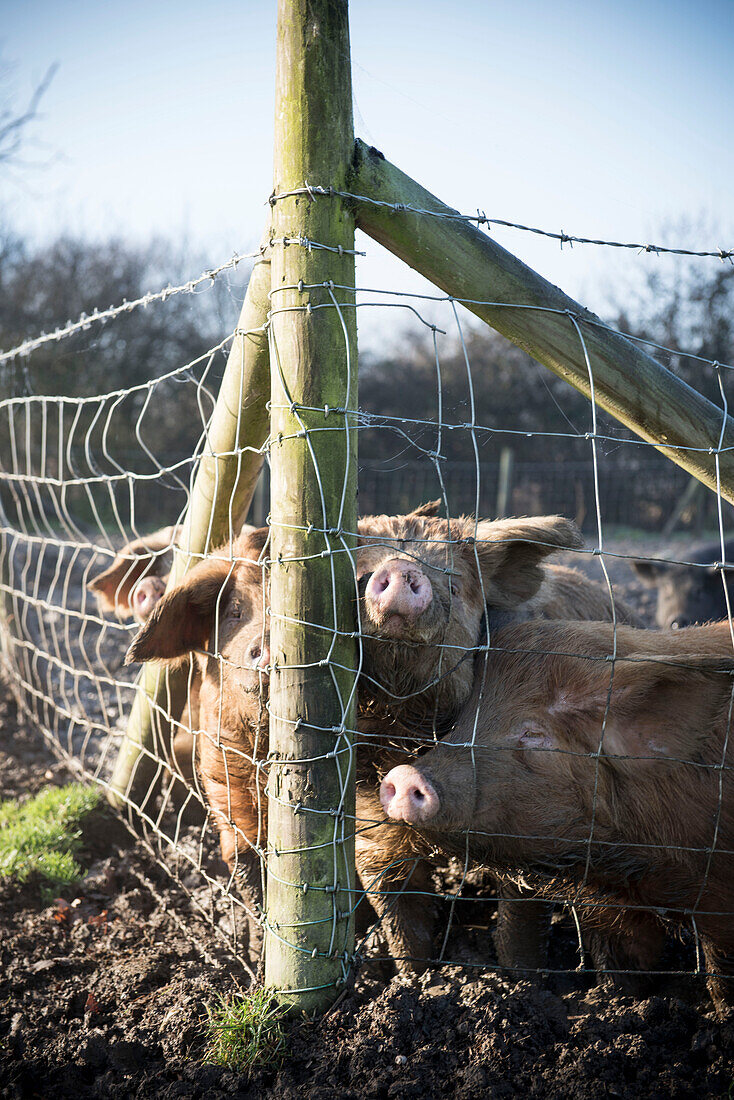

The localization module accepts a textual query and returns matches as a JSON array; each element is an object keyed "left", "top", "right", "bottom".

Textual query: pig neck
[
  {"left": 485, "top": 604, "right": 535, "bottom": 632},
  {"left": 357, "top": 611, "right": 490, "bottom": 738}
]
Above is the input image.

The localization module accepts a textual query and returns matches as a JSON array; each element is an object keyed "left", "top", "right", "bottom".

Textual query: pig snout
[
  {"left": 380, "top": 765, "right": 439, "bottom": 824},
  {"left": 364, "top": 559, "right": 432, "bottom": 626},
  {"left": 131, "top": 576, "right": 167, "bottom": 623}
]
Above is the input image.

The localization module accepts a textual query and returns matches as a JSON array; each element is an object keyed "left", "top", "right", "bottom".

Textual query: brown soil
[
  {"left": 2, "top": 680, "right": 733, "bottom": 1100},
  {"left": 2, "top": 536, "right": 733, "bottom": 1098}
]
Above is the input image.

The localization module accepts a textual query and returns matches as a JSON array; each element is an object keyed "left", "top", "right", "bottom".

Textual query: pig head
[
  {"left": 357, "top": 505, "right": 632, "bottom": 729},
  {"left": 88, "top": 525, "right": 181, "bottom": 623},
  {"left": 89, "top": 523, "right": 257, "bottom": 623},
  {"left": 632, "top": 538, "right": 734, "bottom": 629}
]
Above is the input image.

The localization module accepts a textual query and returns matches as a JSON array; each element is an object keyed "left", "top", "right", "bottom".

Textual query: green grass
[
  {"left": 0, "top": 782, "right": 101, "bottom": 898},
  {"left": 205, "top": 988, "right": 288, "bottom": 1072}
]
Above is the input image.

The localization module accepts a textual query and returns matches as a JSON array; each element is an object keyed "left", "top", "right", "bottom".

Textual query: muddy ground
[{"left": 2, "top": 536, "right": 734, "bottom": 1098}]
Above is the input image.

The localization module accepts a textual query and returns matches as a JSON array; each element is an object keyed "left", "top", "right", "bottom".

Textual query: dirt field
[{"left": 2, "top": 534, "right": 734, "bottom": 1098}]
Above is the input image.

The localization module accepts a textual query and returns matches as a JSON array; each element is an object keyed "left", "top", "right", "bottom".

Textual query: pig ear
[
  {"left": 551, "top": 654, "right": 734, "bottom": 760},
  {"left": 630, "top": 559, "right": 671, "bottom": 585},
  {"left": 240, "top": 526, "right": 270, "bottom": 559},
  {"left": 407, "top": 500, "right": 442, "bottom": 519},
  {"left": 471, "top": 516, "right": 584, "bottom": 609},
  {"left": 88, "top": 525, "right": 179, "bottom": 616},
  {"left": 124, "top": 558, "right": 233, "bottom": 664}
]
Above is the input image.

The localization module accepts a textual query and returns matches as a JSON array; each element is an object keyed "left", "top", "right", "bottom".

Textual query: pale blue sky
[{"left": 1, "top": 0, "right": 732, "bottom": 348}]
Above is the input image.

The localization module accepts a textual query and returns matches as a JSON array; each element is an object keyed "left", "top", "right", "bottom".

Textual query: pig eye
[
  {"left": 450, "top": 582, "right": 460, "bottom": 596},
  {"left": 518, "top": 727, "right": 550, "bottom": 749}
]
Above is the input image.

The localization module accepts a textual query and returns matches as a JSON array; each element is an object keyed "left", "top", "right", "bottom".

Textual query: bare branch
[{"left": 0, "top": 62, "right": 58, "bottom": 168}]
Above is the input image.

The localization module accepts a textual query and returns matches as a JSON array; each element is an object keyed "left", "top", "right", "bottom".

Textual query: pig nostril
[
  {"left": 412, "top": 786, "right": 424, "bottom": 803},
  {"left": 383, "top": 781, "right": 396, "bottom": 803}
]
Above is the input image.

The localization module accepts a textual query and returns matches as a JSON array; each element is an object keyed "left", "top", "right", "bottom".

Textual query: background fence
[
  {"left": 17, "top": 451, "right": 721, "bottom": 539},
  {"left": 359, "top": 456, "right": 727, "bottom": 534}
]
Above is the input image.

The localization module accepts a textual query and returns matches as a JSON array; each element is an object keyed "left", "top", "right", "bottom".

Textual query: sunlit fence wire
[{"left": 1, "top": 203, "right": 734, "bottom": 1008}]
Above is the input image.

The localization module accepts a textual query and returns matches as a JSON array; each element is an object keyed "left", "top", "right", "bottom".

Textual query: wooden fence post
[
  {"left": 663, "top": 476, "right": 705, "bottom": 537},
  {"left": 496, "top": 446, "right": 514, "bottom": 518},
  {"left": 108, "top": 240, "right": 272, "bottom": 810},
  {"left": 265, "top": 0, "right": 358, "bottom": 1013},
  {"left": 351, "top": 141, "right": 734, "bottom": 505}
]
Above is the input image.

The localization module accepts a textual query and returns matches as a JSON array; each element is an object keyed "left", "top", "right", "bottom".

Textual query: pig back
[{"left": 533, "top": 564, "right": 643, "bottom": 626}]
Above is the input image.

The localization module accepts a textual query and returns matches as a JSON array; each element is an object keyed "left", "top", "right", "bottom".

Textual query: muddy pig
[
  {"left": 380, "top": 618, "right": 734, "bottom": 1012},
  {"left": 355, "top": 504, "right": 643, "bottom": 971},
  {"left": 89, "top": 525, "right": 182, "bottom": 623},
  {"left": 632, "top": 538, "right": 734, "bottom": 629},
  {"left": 125, "top": 525, "right": 271, "bottom": 961},
  {"left": 126, "top": 506, "right": 642, "bottom": 974}
]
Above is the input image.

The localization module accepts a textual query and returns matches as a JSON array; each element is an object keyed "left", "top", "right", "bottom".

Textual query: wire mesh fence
[
  {"left": 34, "top": 449, "right": 720, "bottom": 536},
  {"left": 358, "top": 456, "right": 728, "bottom": 534},
  {"left": 1, "top": 192, "right": 734, "bottom": 1013}
]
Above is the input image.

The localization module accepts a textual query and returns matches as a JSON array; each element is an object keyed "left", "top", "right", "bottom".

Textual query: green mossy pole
[
  {"left": 175, "top": 239, "right": 273, "bottom": 568},
  {"left": 265, "top": 0, "right": 358, "bottom": 1012},
  {"left": 351, "top": 141, "right": 734, "bottom": 504},
  {"left": 108, "top": 243, "right": 272, "bottom": 811}
]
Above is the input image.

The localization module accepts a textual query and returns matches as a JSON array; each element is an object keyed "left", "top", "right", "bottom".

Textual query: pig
[
  {"left": 90, "top": 522, "right": 258, "bottom": 791},
  {"left": 89, "top": 525, "right": 181, "bottom": 623},
  {"left": 355, "top": 504, "right": 643, "bottom": 972},
  {"left": 126, "top": 504, "right": 643, "bottom": 976},
  {"left": 632, "top": 538, "right": 734, "bottom": 629},
  {"left": 380, "top": 618, "right": 734, "bottom": 1012},
  {"left": 125, "top": 525, "right": 271, "bottom": 962}
]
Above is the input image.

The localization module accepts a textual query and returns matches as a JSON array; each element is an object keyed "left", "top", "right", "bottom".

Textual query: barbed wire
[
  {"left": 270, "top": 184, "right": 734, "bottom": 261},
  {"left": 0, "top": 250, "right": 261, "bottom": 366}
]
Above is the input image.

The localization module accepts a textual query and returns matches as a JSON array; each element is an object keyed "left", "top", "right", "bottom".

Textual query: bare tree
[{"left": 0, "top": 59, "right": 57, "bottom": 171}]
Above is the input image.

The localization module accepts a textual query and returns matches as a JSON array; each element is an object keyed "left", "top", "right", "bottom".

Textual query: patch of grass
[
  {"left": 205, "top": 988, "right": 288, "bottom": 1072},
  {"left": 0, "top": 782, "right": 101, "bottom": 898}
]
